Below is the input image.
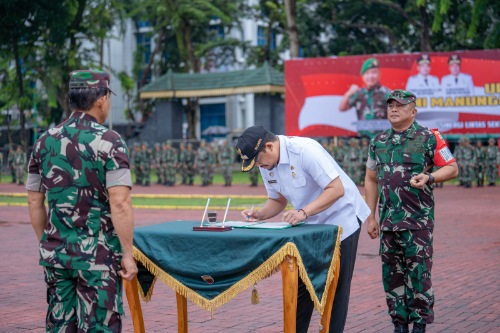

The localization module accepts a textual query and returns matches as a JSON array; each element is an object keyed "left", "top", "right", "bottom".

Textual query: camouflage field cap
[
  {"left": 448, "top": 54, "right": 461, "bottom": 64},
  {"left": 69, "top": 70, "right": 116, "bottom": 95},
  {"left": 236, "top": 126, "right": 267, "bottom": 172},
  {"left": 360, "top": 58, "right": 379, "bottom": 75},
  {"left": 417, "top": 54, "right": 431, "bottom": 65},
  {"left": 387, "top": 89, "right": 417, "bottom": 104}
]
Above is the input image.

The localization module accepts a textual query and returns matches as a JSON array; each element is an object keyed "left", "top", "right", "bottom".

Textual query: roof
[{"left": 140, "top": 62, "right": 284, "bottom": 99}]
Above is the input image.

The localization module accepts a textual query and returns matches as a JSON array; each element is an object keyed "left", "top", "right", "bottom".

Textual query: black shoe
[
  {"left": 394, "top": 323, "right": 409, "bottom": 333},
  {"left": 411, "top": 323, "right": 426, "bottom": 333}
]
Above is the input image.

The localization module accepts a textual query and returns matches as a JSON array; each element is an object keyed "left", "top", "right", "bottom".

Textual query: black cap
[
  {"left": 235, "top": 126, "right": 267, "bottom": 172},
  {"left": 417, "top": 54, "right": 431, "bottom": 65},
  {"left": 448, "top": 54, "right": 461, "bottom": 64}
]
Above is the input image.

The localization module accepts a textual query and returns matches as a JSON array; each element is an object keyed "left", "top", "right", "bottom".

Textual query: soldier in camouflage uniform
[
  {"left": 474, "top": 140, "right": 486, "bottom": 187},
  {"left": 345, "top": 138, "right": 362, "bottom": 185},
  {"left": 139, "top": 142, "right": 151, "bottom": 186},
  {"left": 365, "top": 90, "right": 458, "bottom": 333},
  {"left": 207, "top": 143, "right": 216, "bottom": 185},
  {"left": 359, "top": 137, "right": 370, "bottom": 186},
  {"left": 339, "top": 58, "right": 391, "bottom": 121},
  {"left": 485, "top": 138, "right": 499, "bottom": 186},
  {"left": 460, "top": 137, "right": 476, "bottom": 188},
  {"left": 195, "top": 139, "right": 210, "bottom": 186},
  {"left": 181, "top": 143, "right": 196, "bottom": 185},
  {"left": 248, "top": 163, "right": 259, "bottom": 186},
  {"left": 153, "top": 142, "right": 162, "bottom": 184},
  {"left": 130, "top": 143, "right": 141, "bottom": 185},
  {"left": 26, "top": 70, "right": 137, "bottom": 332},
  {"left": 162, "top": 140, "right": 178, "bottom": 186},
  {"left": 178, "top": 143, "right": 187, "bottom": 184},
  {"left": 453, "top": 138, "right": 465, "bottom": 186},
  {"left": 13, "top": 144, "right": 27, "bottom": 185},
  {"left": 219, "top": 140, "right": 234, "bottom": 186},
  {"left": 334, "top": 138, "right": 347, "bottom": 170}
]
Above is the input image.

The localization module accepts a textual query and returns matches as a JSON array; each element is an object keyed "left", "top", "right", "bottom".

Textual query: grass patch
[{"left": 0, "top": 195, "right": 269, "bottom": 209}]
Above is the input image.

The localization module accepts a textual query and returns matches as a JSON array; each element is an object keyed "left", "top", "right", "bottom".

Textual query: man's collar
[
  {"left": 278, "top": 136, "right": 289, "bottom": 166},
  {"left": 70, "top": 111, "right": 98, "bottom": 123},
  {"left": 388, "top": 121, "right": 418, "bottom": 139}
]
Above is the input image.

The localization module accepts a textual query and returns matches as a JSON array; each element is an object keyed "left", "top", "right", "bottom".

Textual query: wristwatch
[{"left": 424, "top": 172, "right": 435, "bottom": 185}]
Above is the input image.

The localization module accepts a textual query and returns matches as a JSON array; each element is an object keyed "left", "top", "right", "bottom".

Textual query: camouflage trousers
[
  {"left": 44, "top": 267, "right": 123, "bottom": 332},
  {"left": 222, "top": 165, "right": 232, "bottom": 185},
  {"left": 164, "top": 162, "right": 177, "bottom": 185},
  {"left": 485, "top": 161, "right": 498, "bottom": 184},
  {"left": 380, "top": 229, "right": 434, "bottom": 325}
]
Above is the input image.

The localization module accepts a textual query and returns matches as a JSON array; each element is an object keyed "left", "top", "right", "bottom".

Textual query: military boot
[
  {"left": 411, "top": 323, "right": 426, "bottom": 333},
  {"left": 394, "top": 323, "right": 409, "bottom": 333}
]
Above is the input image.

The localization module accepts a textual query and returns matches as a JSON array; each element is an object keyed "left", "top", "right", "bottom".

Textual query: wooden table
[{"left": 123, "top": 221, "right": 341, "bottom": 333}]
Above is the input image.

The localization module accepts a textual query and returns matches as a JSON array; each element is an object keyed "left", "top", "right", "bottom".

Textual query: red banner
[{"left": 285, "top": 50, "right": 500, "bottom": 136}]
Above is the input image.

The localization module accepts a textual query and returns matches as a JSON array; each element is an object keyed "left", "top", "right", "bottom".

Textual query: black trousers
[{"left": 296, "top": 225, "right": 361, "bottom": 333}]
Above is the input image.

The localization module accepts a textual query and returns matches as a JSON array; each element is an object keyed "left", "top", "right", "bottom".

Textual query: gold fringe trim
[{"left": 133, "top": 228, "right": 342, "bottom": 315}]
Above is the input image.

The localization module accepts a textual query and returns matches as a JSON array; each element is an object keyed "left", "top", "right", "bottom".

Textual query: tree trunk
[
  {"left": 12, "top": 34, "right": 27, "bottom": 151},
  {"left": 284, "top": 0, "right": 299, "bottom": 58},
  {"left": 419, "top": 5, "right": 432, "bottom": 52},
  {"left": 185, "top": 98, "right": 198, "bottom": 139},
  {"left": 138, "top": 29, "right": 165, "bottom": 122}
]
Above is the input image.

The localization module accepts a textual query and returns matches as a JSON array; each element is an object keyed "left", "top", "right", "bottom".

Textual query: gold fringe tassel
[
  {"left": 251, "top": 285, "right": 259, "bottom": 305},
  {"left": 132, "top": 230, "right": 341, "bottom": 315}
]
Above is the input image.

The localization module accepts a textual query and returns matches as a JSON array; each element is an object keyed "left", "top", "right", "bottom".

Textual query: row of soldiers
[
  {"left": 453, "top": 137, "right": 499, "bottom": 187},
  {"left": 321, "top": 137, "right": 370, "bottom": 186},
  {"left": 320, "top": 136, "right": 499, "bottom": 188},
  {"left": 130, "top": 139, "right": 236, "bottom": 187},
  {"left": 0, "top": 145, "right": 27, "bottom": 185}
]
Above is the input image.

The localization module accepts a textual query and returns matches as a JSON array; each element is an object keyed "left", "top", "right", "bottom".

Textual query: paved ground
[{"left": 0, "top": 183, "right": 499, "bottom": 332}]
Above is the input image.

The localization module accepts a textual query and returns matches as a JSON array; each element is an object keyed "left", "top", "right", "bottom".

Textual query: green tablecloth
[{"left": 133, "top": 221, "right": 341, "bottom": 314}]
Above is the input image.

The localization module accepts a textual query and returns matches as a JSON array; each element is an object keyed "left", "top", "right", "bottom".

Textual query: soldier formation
[
  {"left": 2, "top": 144, "right": 27, "bottom": 185},
  {"left": 129, "top": 139, "right": 238, "bottom": 187},
  {"left": 453, "top": 137, "right": 499, "bottom": 187}
]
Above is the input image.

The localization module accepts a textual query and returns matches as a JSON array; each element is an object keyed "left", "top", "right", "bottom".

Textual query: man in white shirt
[
  {"left": 441, "top": 54, "right": 475, "bottom": 95},
  {"left": 405, "top": 54, "right": 440, "bottom": 96},
  {"left": 236, "top": 126, "right": 370, "bottom": 333}
]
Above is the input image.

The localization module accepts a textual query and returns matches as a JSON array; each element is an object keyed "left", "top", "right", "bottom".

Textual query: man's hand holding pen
[{"left": 242, "top": 206, "right": 261, "bottom": 222}]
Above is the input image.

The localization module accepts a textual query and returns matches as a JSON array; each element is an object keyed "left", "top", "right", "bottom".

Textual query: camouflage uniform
[
  {"left": 248, "top": 164, "right": 259, "bottom": 186},
  {"left": 453, "top": 139, "right": 465, "bottom": 186},
  {"left": 13, "top": 146, "right": 26, "bottom": 185},
  {"left": 139, "top": 142, "right": 151, "bottom": 186},
  {"left": 162, "top": 141, "right": 178, "bottom": 186},
  {"left": 460, "top": 138, "right": 476, "bottom": 188},
  {"left": 360, "top": 137, "right": 370, "bottom": 186},
  {"left": 474, "top": 141, "right": 486, "bottom": 187},
  {"left": 153, "top": 143, "right": 162, "bottom": 184},
  {"left": 180, "top": 143, "right": 195, "bottom": 185},
  {"left": 367, "top": 120, "right": 456, "bottom": 327},
  {"left": 485, "top": 138, "right": 499, "bottom": 186},
  {"left": 195, "top": 140, "right": 210, "bottom": 186},
  {"left": 219, "top": 141, "right": 234, "bottom": 186},
  {"left": 131, "top": 143, "right": 141, "bottom": 185},
  {"left": 207, "top": 145, "right": 217, "bottom": 185},
  {"left": 178, "top": 143, "right": 187, "bottom": 184},
  {"left": 345, "top": 138, "right": 362, "bottom": 185},
  {"left": 349, "top": 84, "right": 391, "bottom": 120},
  {"left": 337, "top": 139, "right": 348, "bottom": 171},
  {"left": 26, "top": 110, "right": 132, "bottom": 332}
]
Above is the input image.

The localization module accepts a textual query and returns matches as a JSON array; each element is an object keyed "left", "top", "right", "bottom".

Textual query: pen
[{"left": 247, "top": 206, "right": 254, "bottom": 220}]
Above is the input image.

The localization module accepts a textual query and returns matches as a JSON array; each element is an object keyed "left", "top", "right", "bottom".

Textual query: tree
[
  {"left": 123, "top": 0, "right": 247, "bottom": 138},
  {"left": 284, "top": 0, "right": 300, "bottom": 58}
]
